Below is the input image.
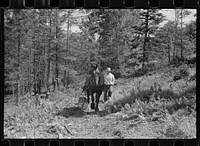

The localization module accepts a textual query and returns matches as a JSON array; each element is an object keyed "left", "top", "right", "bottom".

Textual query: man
[{"left": 103, "top": 67, "right": 115, "bottom": 102}]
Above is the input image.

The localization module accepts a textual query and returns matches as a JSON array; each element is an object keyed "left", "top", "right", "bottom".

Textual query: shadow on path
[
  {"left": 55, "top": 106, "right": 86, "bottom": 118},
  {"left": 55, "top": 105, "right": 110, "bottom": 118},
  {"left": 84, "top": 110, "right": 109, "bottom": 117}
]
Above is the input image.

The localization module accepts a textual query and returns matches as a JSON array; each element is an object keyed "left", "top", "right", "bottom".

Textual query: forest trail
[
  {"left": 4, "top": 9, "right": 196, "bottom": 139},
  {"left": 4, "top": 78, "right": 136, "bottom": 139},
  {"left": 3, "top": 78, "right": 149, "bottom": 139},
  {"left": 4, "top": 66, "right": 196, "bottom": 139}
]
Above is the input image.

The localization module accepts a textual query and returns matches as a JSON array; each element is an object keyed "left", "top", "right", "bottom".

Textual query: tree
[
  {"left": 54, "top": 9, "right": 59, "bottom": 90},
  {"left": 138, "top": 9, "right": 165, "bottom": 72},
  {"left": 153, "top": 21, "right": 175, "bottom": 63},
  {"left": 4, "top": 9, "right": 36, "bottom": 103},
  {"left": 80, "top": 9, "right": 141, "bottom": 74},
  {"left": 173, "top": 9, "right": 191, "bottom": 59},
  {"left": 180, "top": 9, "right": 191, "bottom": 59},
  {"left": 62, "top": 10, "right": 71, "bottom": 90},
  {"left": 182, "top": 20, "right": 196, "bottom": 56}
]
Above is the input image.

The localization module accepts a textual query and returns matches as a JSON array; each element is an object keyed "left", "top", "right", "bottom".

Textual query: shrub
[
  {"left": 179, "top": 86, "right": 196, "bottom": 99},
  {"left": 173, "top": 73, "right": 182, "bottom": 81},
  {"left": 186, "top": 54, "right": 196, "bottom": 65},
  {"left": 135, "top": 90, "right": 152, "bottom": 102},
  {"left": 179, "top": 69, "right": 189, "bottom": 77},
  {"left": 189, "top": 73, "right": 196, "bottom": 81},
  {"left": 159, "top": 89, "right": 179, "bottom": 100},
  {"left": 110, "top": 88, "right": 154, "bottom": 112},
  {"left": 129, "top": 69, "right": 144, "bottom": 78},
  {"left": 144, "top": 60, "right": 159, "bottom": 72},
  {"left": 112, "top": 69, "right": 122, "bottom": 79},
  {"left": 173, "top": 68, "right": 189, "bottom": 81},
  {"left": 169, "top": 56, "right": 184, "bottom": 67}
]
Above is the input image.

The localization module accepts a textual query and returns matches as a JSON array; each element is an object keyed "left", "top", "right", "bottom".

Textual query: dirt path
[
  {"left": 49, "top": 93, "right": 162, "bottom": 139},
  {"left": 4, "top": 73, "right": 196, "bottom": 139},
  {"left": 50, "top": 91, "right": 123, "bottom": 139},
  {"left": 31, "top": 81, "right": 160, "bottom": 139},
  {"left": 4, "top": 81, "right": 143, "bottom": 139}
]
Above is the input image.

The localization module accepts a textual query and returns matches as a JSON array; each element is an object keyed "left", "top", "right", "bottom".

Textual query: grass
[
  {"left": 4, "top": 90, "right": 77, "bottom": 138},
  {"left": 107, "top": 82, "right": 195, "bottom": 114},
  {"left": 4, "top": 64, "right": 196, "bottom": 139},
  {"left": 103, "top": 64, "right": 196, "bottom": 138}
]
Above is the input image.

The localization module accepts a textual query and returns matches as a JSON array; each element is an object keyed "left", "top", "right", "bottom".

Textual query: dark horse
[{"left": 82, "top": 70, "right": 104, "bottom": 112}]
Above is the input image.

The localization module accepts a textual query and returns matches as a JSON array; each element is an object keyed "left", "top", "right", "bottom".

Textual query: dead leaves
[{"left": 46, "top": 122, "right": 73, "bottom": 138}]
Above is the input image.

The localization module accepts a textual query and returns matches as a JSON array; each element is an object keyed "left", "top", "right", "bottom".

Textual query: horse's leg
[
  {"left": 87, "top": 90, "right": 90, "bottom": 104},
  {"left": 103, "top": 85, "right": 108, "bottom": 102},
  {"left": 91, "top": 92, "right": 95, "bottom": 110},
  {"left": 95, "top": 93, "right": 99, "bottom": 112},
  {"left": 95, "top": 91, "right": 102, "bottom": 112}
]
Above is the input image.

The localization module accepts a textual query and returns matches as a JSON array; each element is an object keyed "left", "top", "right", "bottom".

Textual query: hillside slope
[{"left": 4, "top": 65, "right": 196, "bottom": 139}]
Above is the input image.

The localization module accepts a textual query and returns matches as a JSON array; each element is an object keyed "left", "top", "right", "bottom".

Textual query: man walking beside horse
[
  {"left": 81, "top": 64, "right": 104, "bottom": 112},
  {"left": 81, "top": 64, "right": 115, "bottom": 112},
  {"left": 103, "top": 67, "right": 115, "bottom": 102}
]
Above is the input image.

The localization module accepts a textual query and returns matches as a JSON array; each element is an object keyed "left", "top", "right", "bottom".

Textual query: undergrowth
[
  {"left": 4, "top": 92, "right": 76, "bottom": 138},
  {"left": 4, "top": 65, "right": 196, "bottom": 139},
  {"left": 104, "top": 65, "right": 196, "bottom": 139}
]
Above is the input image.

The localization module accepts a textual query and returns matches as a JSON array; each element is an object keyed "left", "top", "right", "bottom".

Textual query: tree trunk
[
  {"left": 33, "top": 50, "right": 36, "bottom": 95},
  {"left": 168, "top": 39, "right": 171, "bottom": 63},
  {"left": 173, "top": 10, "right": 178, "bottom": 59},
  {"left": 37, "top": 58, "right": 41, "bottom": 94},
  {"left": 173, "top": 10, "right": 176, "bottom": 60},
  {"left": 63, "top": 10, "right": 70, "bottom": 91},
  {"left": 55, "top": 10, "right": 59, "bottom": 90},
  {"left": 12, "top": 84, "right": 15, "bottom": 99},
  {"left": 63, "top": 70, "right": 66, "bottom": 90},
  {"left": 16, "top": 34, "right": 20, "bottom": 106},
  {"left": 42, "top": 42, "right": 46, "bottom": 91},
  {"left": 67, "top": 20, "right": 72, "bottom": 89},
  {"left": 28, "top": 51, "right": 30, "bottom": 96},
  {"left": 176, "top": 47, "right": 179, "bottom": 58},
  {"left": 17, "top": 75, "right": 20, "bottom": 105},
  {"left": 28, "top": 44, "right": 30, "bottom": 97},
  {"left": 22, "top": 79, "right": 24, "bottom": 96},
  {"left": 28, "top": 28, "right": 32, "bottom": 98},
  {"left": 180, "top": 9, "right": 183, "bottom": 59},
  {"left": 67, "top": 71, "right": 69, "bottom": 88},
  {"left": 29, "top": 47, "right": 32, "bottom": 96},
  {"left": 142, "top": 9, "right": 149, "bottom": 73},
  {"left": 46, "top": 10, "right": 52, "bottom": 95}
]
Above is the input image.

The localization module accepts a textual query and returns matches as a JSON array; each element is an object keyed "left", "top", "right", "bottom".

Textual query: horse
[{"left": 82, "top": 70, "right": 104, "bottom": 112}]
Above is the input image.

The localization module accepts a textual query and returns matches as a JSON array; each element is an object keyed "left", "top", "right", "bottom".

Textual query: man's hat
[{"left": 106, "top": 67, "right": 111, "bottom": 72}]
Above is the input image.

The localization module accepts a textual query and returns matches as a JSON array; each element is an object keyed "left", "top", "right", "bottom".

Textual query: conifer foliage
[{"left": 4, "top": 9, "right": 196, "bottom": 104}]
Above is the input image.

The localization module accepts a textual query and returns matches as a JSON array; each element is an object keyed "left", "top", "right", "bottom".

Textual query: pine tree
[{"left": 139, "top": 9, "right": 165, "bottom": 73}]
